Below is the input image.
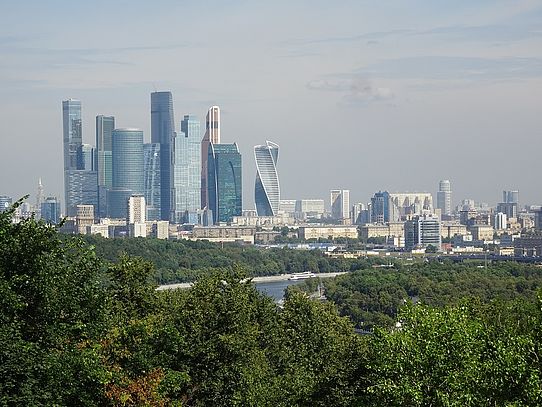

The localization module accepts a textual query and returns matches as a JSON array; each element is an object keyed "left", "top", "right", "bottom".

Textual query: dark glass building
[
  {"left": 96, "top": 115, "right": 115, "bottom": 218},
  {"left": 144, "top": 143, "right": 161, "bottom": 221},
  {"left": 41, "top": 197, "right": 61, "bottom": 224},
  {"left": 151, "top": 91, "right": 175, "bottom": 221},
  {"left": 254, "top": 141, "right": 280, "bottom": 216},
  {"left": 207, "top": 143, "right": 242, "bottom": 224}
]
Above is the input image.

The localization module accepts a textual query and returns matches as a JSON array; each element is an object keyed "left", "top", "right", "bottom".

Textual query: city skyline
[{"left": 1, "top": 2, "right": 541, "bottom": 206}]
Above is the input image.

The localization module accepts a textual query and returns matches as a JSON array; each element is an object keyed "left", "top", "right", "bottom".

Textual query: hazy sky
[{"left": 1, "top": 0, "right": 541, "bottom": 209}]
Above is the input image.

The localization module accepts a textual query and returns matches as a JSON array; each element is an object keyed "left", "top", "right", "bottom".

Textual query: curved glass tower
[
  {"left": 254, "top": 141, "right": 280, "bottom": 216},
  {"left": 108, "top": 128, "right": 144, "bottom": 218}
]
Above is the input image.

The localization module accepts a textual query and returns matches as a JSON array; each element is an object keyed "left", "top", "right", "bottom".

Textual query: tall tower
[
  {"left": 173, "top": 115, "right": 201, "bottom": 222},
  {"left": 331, "top": 189, "right": 350, "bottom": 222},
  {"left": 151, "top": 91, "right": 175, "bottom": 221},
  {"left": 143, "top": 143, "right": 161, "bottom": 221},
  {"left": 254, "top": 141, "right": 280, "bottom": 216},
  {"left": 62, "top": 99, "right": 82, "bottom": 215},
  {"left": 35, "top": 178, "right": 44, "bottom": 219},
  {"left": 107, "top": 128, "right": 144, "bottom": 218},
  {"left": 96, "top": 115, "right": 115, "bottom": 218},
  {"left": 437, "top": 180, "right": 452, "bottom": 217},
  {"left": 207, "top": 143, "right": 242, "bottom": 224},
  {"left": 201, "top": 106, "right": 221, "bottom": 209}
]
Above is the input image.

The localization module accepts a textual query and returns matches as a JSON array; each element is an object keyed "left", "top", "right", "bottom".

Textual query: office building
[
  {"left": 371, "top": 191, "right": 390, "bottom": 223},
  {"left": 201, "top": 106, "right": 220, "bottom": 209},
  {"left": 404, "top": 213, "right": 441, "bottom": 251},
  {"left": 96, "top": 115, "right": 115, "bottom": 218},
  {"left": 77, "top": 144, "right": 94, "bottom": 171},
  {"left": 497, "top": 190, "right": 519, "bottom": 220},
  {"left": 143, "top": 143, "right": 161, "bottom": 221},
  {"left": 107, "top": 128, "right": 144, "bottom": 219},
  {"left": 330, "top": 189, "right": 350, "bottom": 222},
  {"left": 41, "top": 197, "right": 61, "bottom": 224},
  {"left": 503, "top": 190, "right": 519, "bottom": 205},
  {"left": 495, "top": 212, "right": 507, "bottom": 230},
  {"left": 35, "top": 178, "right": 44, "bottom": 219},
  {"left": 295, "top": 199, "right": 325, "bottom": 219},
  {"left": 437, "top": 180, "right": 452, "bottom": 217},
  {"left": 127, "top": 195, "right": 146, "bottom": 237},
  {"left": 76, "top": 204, "right": 94, "bottom": 234},
  {"left": 298, "top": 225, "right": 358, "bottom": 240},
  {"left": 389, "top": 192, "right": 433, "bottom": 221},
  {"left": 65, "top": 171, "right": 98, "bottom": 217},
  {"left": 352, "top": 203, "right": 370, "bottom": 225},
  {"left": 207, "top": 143, "right": 242, "bottom": 224},
  {"left": 279, "top": 199, "right": 297, "bottom": 215},
  {"left": 151, "top": 91, "right": 175, "bottom": 221},
  {"left": 0, "top": 196, "right": 13, "bottom": 212},
  {"left": 254, "top": 141, "right": 280, "bottom": 216},
  {"left": 173, "top": 115, "right": 201, "bottom": 222}
]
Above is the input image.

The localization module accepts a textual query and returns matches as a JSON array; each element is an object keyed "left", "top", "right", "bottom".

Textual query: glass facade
[
  {"left": 0, "top": 196, "right": 13, "bottom": 212},
  {"left": 96, "top": 115, "right": 115, "bottom": 217},
  {"left": 173, "top": 115, "right": 201, "bottom": 222},
  {"left": 108, "top": 128, "right": 144, "bottom": 218},
  {"left": 371, "top": 191, "right": 390, "bottom": 223},
  {"left": 207, "top": 143, "right": 242, "bottom": 224},
  {"left": 144, "top": 143, "right": 161, "bottom": 221},
  {"left": 254, "top": 141, "right": 280, "bottom": 216},
  {"left": 66, "top": 170, "right": 98, "bottom": 217},
  {"left": 41, "top": 197, "right": 61, "bottom": 224},
  {"left": 201, "top": 106, "right": 221, "bottom": 209},
  {"left": 151, "top": 91, "right": 175, "bottom": 221},
  {"left": 62, "top": 99, "right": 82, "bottom": 215}
]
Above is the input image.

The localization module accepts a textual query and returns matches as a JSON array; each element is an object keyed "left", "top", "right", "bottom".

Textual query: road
[{"left": 156, "top": 272, "right": 348, "bottom": 291}]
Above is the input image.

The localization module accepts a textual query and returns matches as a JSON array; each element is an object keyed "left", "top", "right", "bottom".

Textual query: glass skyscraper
[
  {"left": 437, "top": 180, "right": 452, "bottom": 217},
  {"left": 173, "top": 115, "right": 201, "bottom": 222},
  {"left": 144, "top": 143, "right": 161, "bottom": 221},
  {"left": 96, "top": 115, "right": 115, "bottom": 218},
  {"left": 201, "top": 106, "right": 220, "bottom": 209},
  {"left": 207, "top": 143, "right": 242, "bottom": 224},
  {"left": 151, "top": 91, "right": 175, "bottom": 221},
  {"left": 254, "top": 141, "right": 280, "bottom": 216},
  {"left": 107, "top": 128, "right": 144, "bottom": 219},
  {"left": 41, "top": 197, "right": 61, "bottom": 224},
  {"left": 63, "top": 99, "right": 98, "bottom": 216}
]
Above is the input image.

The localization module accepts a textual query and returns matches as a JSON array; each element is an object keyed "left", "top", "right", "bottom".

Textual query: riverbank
[{"left": 156, "top": 271, "right": 348, "bottom": 291}]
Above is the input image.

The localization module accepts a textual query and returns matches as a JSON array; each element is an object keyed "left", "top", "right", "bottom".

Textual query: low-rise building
[
  {"left": 189, "top": 226, "right": 256, "bottom": 244},
  {"left": 470, "top": 225, "right": 494, "bottom": 241},
  {"left": 298, "top": 225, "right": 358, "bottom": 240},
  {"left": 359, "top": 222, "right": 405, "bottom": 240},
  {"left": 440, "top": 221, "right": 468, "bottom": 239}
]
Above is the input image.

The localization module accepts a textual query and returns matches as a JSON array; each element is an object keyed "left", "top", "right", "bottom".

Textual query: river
[{"left": 254, "top": 279, "right": 304, "bottom": 302}]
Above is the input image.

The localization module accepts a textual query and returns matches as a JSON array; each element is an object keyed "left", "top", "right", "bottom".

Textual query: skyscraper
[
  {"left": 404, "top": 213, "right": 441, "bottom": 251},
  {"left": 143, "top": 143, "right": 161, "bottom": 221},
  {"left": 35, "top": 178, "right": 44, "bottom": 219},
  {"left": 77, "top": 144, "right": 95, "bottom": 171},
  {"left": 254, "top": 141, "right": 280, "bottom": 216},
  {"left": 201, "top": 106, "right": 220, "bottom": 209},
  {"left": 173, "top": 115, "right": 201, "bottom": 222},
  {"left": 437, "top": 180, "right": 452, "bottom": 217},
  {"left": 207, "top": 143, "right": 242, "bottom": 224},
  {"left": 331, "top": 189, "right": 350, "bottom": 222},
  {"left": 371, "top": 191, "right": 390, "bottom": 223},
  {"left": 151, "top": 91, "right": 175, "bottom": 221},
  {"left": 96, "top": 115, "right": 115, "bottom": 218},
  {"left": 107, "top": 128, "right": 144, "bottom": 218},
  {"left": 62, "top": 99, "right": 82, "bottom": 215}
]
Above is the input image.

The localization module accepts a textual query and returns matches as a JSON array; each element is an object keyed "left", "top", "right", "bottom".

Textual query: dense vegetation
[
  {"left": 2, "top": 202, "right": 542, "bottom": 405},
  {"left": 82, "top": 235, "right": 380, "bottom": 284},
  {"left": 309, "top": 261, "right": 542, "bottom": 330}
]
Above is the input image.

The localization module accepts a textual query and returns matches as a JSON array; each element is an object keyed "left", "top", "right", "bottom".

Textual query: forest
[{"left": 2, "top": 202, "right": 542, "bottom": 405}]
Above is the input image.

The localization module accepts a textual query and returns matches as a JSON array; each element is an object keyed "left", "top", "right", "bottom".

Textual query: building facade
[
  {"left": 207, "top": 143, "right": 242, "bottom": 224},
  {"left": 41, "top": 197, "right": 61, "bottom": 224},
  {"left": 201, "top": 106, "right": 221, "bottom": 209},
  {"left": 143, "top": 143, "right": 161, "bottom": 221},
  {"left": 173, "top": 115, "right": 201, "bottom": 222},
  {"left": 437, "top": 180, "right": 452, "bottom": 217},
  {"left": 254, "top": 141, "right": 280, "bottom": 217},
  {"left": 96, "top": 115, "right": 115, "bottom": 218},
  {"left": 151, "top": 91, "right": 175, "bottom": 221},
  {"left": 404, "top": 213, "right": 441, "bottom": 250},
  {"left": 108, "top": 128, "right": 144, "bottom": 219},
  {"left": 330, "top": 189, "right": 350, "bottom": 222}
]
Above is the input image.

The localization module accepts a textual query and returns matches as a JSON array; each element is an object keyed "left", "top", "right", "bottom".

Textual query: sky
[{"left": 1, "top": 0, "right": 541, "bottom": 209}]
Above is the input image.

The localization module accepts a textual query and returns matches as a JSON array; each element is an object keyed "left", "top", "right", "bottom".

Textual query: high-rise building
[
  {"left": 295, "top": 199, "right": 325, "bottom": 220},
  {"left": 254, "top": 141, "right": 280, "bottom": 216},
  {"left": 62, "top": 99, "right": 83, "bottom": 215},
  {"left": 41, "top": 196, "right": 61, "bottom": 224},
  {"left": 0, "top": 196, "right": 13, "bottom": 212},
  {"left": 77, "top": 144, "right": 94, "bottom": 171},
  {"left": 207, "top": 143, "right": 242, "bottom": 224},
  {"left": 371, "top": 191, "right": 390, "bottom": 223},
  {"left": 503, "top": 190, "right": 519, "bottom": 204},
  {"left": 437, "top": 180, "right": 452, "bottom": 217},
  {"left": 495, "top": 212, "right": 507, "bottom": 230},
  {"left": 404, "top": 213, "right": 441, "bottom": 251},
  {"left": 352, "top": 203, "right": 370, "bottom": 225},
  {"left": 65, "top": 170, "right": 98, "bottom": 217},
  {"left": 330, "top": 189, "right": 350, "bottom": 222},
  {"left": 76, "top": 204, "right": 94, "bottom": 234},
  {"left": 128, "top": 194, "right": 146, "bottom": 224},
  {"left": 151, "top": 91, "right": 175, "bottom": 221},
  {"left": 143, "top": 143, "right": 161, "bottom": 221},
  {"left": 35, "top": 178, "right": 44, "bottom": 219},
  {"left": 173, "top": 115, "right": 201, "bottom": 222},
  {"left": 96, "top": 115, "right": 115, "bottom": 218},
  {"left": 107, "top": 128, "right": 144, "bottom": 219},
  {"left": 201, "top": 106, "right": 221, "bottom": 209},
  {"left": 498, "top": 190, "right": 519, "bottom": 220}
]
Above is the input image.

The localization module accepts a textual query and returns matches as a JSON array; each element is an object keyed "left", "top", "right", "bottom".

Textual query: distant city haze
[{"left": 1, "top": 1, "right": 541, "bottom": 207}]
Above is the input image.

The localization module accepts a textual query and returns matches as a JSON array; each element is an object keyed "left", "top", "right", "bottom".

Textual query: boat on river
[{"left": 288, "top": 271, "right": 317, "bottom": 280}]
